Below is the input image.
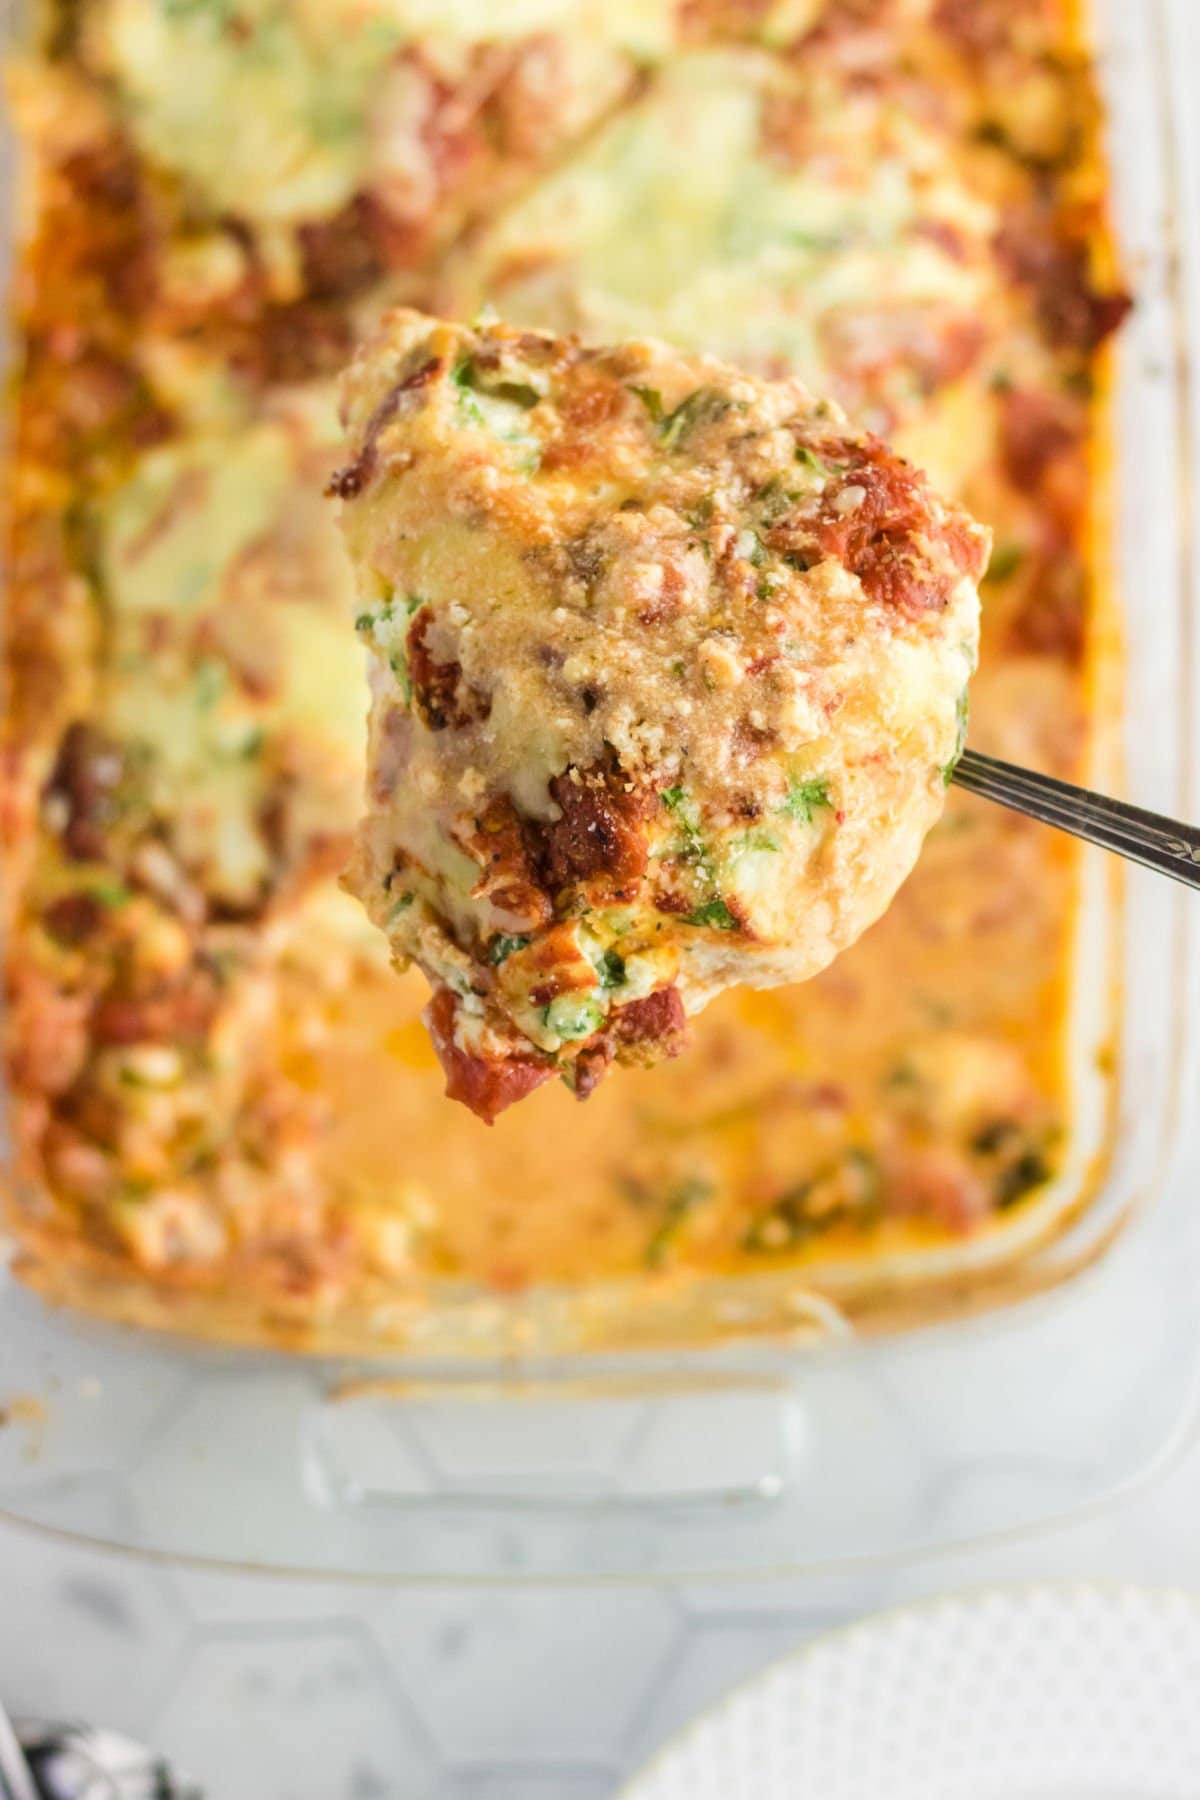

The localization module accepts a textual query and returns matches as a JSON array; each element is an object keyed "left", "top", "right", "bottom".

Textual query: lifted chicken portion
[{"left": 333, "top": 310, "right": 988, "bottom": 1121}]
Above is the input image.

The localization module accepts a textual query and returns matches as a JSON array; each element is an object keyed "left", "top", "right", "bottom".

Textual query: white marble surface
[
  {"left": 5, "top": 1426, "right": 1200, "bottom": 1798},
  {"left": 2, "top": 4, "right": 1199, "bottom": 1794}
]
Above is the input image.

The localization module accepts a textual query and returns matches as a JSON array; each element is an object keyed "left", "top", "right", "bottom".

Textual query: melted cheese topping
[
  {"left": 441, "top": 48, "right": 997, "bottom": 443},
  {"left": 87, "top": 0, "right": 670, "bottom": 282},
  {"left": 337, "top": 311, "right": 983, "bottom": 1111},
  {"left": 97, "top": 402, "right": 366, "bottom": 909}
]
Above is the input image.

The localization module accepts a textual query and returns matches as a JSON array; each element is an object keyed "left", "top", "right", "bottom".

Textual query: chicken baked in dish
[
  {"left": 337, "top": 312, "right": 985, "bottom": 1118},
  {"left": 2, "top": 0, "right": 1130, "bottom": 1346}
]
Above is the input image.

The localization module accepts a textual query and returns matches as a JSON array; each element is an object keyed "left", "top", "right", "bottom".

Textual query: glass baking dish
[{"left": 0, "top": 0, "right": 1197, "bottom": 1581}]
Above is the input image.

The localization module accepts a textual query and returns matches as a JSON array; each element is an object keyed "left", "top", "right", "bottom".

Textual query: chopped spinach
[
  {"left": 995, "top": 1148, "right": 1051, "bottom": 1208},
  {"left": 743, "top": 1183, "right": 814, "bottom": 1253},
  {"left": 452, "top": 361, "right": 541, "bottom": 468},
  {"left": 630, "top": 385, "right": 665, "bottom": 424},
  {"left": 631, "top": 385, "right": 732, "bottom": 449},
  {"left": 780, "top": 776, "right": 831, "bottom": 823},
  {"left": 644, "top": 1176, "right": 715, "bottom": 1268},
  {"left": 734, "top": 827, "right": 780, "bottom": 854},
  {"left": 971, "top": 1118, "right": 1019, "bottom": 1155},
  {"left": 596, "top": 948, "right": 627, "bottom": 988},
  {"left": 661, "top": 785, "right": 709, "bottom": 868},
  {"left": 684, "top": 898, "right": 739, "bottom": 930},
  {"left": 795, "top": 444, "right": 839, "bottom": 480},
  {"left": 543, "top": 994, "right": 604, "bottom": 1041},
  {"left": 755, "top": 474, "right": 799, "bottom": 523},
  {"left": 385, "top": 892, "right": 415, "bottom": 927},
  {"left": 450, "top": 359, "right": 486, "bottom": 427},
  {"left": 356, "top": 595, "right": 412, "bottom": 632},
  {"left": 488, "top": 933, "right": 531, "bottom": 965},
  {"left": 452, "top": 358, "right": 540, "bottom": 410},
  {"left": 740, "top": 528, "right": 768, "bottom": 567},
  {"left": 488, "top": 379, "right": 541, "bottom": 409},
  {"left": 389, "top": 653, "right": 411, "bottom": 703},
  {"left": 743, "top": 1149, "right": 879, "bottom": 1252},
  {"left": 660, "top": 387, "right": 732, "bottom": 451}
]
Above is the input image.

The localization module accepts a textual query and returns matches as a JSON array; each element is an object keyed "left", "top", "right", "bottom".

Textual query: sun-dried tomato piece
[
  {"left": 407, "top": 607, "right": 492, "bottom": 732},
  {"left": 543, "top": 754, "right": 651, "bottom": 900},
  {"left": 425, "top": 988, "right": 552, "bottom": 1124}
]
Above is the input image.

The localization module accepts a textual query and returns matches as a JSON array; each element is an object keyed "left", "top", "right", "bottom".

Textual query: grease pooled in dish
[{"left": 334, "top": 310, "right": 988, "bottom": 1120}]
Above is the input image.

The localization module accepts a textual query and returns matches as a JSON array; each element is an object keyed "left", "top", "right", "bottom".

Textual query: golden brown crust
[{"left": 336, "top": 311, "right": 985, "bottom": 1116}]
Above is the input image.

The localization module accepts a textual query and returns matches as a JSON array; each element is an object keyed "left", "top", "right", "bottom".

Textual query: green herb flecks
[
  {"left": 371, "top": 595, "right": 423, "bottom": 703},
  {"left": 737, "top": 528, "right": 768, "bottom": 567},
  {"left": 596, "top": 948, "right": 627, "bottom": 989},
  {"left": 644, "top": 1176, "right": 715, "bottom": 1269},
  {"left": 488, "top": 934, "right": 531, "bottom": 966},
  {"left": 385, "top": 891, "right": 415, "bottom": 927},
  {"left": 453, "top": 357, "right": 540, "bottom": 411},
  {"left": 632, "top": 386, "right": 733, "bottom": 451},
  {"left": 661, "top": 788, "right": 741, "bottom": 927},
  {"left": 994, "top": 1147, "right": 1051, "bottom": 1209},
  {"left": 743, "top": 1149, "right": 879, "bottom": 1252},
  {"left": 733, "top": 827, "right": 781, "bottom": 855},
  {"left": 755, "top": 474, "right": 799, "bottom": 524},
  {"left": 452, "top": 360, "right": 541, "bottom": 468},
  {"left": 450, "top": 359, "right": 486, "bottom": 428},
  {"left": 971, "top": 1119, "right": 1019, "bottom": 1155},
  {"left": 795, "top": 444, "right": 840, "bottom": 481},
  {"left": 356, "top": 594, "right": 413, "bottom": 634},
  {"left": 742, "top": 1184, "right": 816, "bottom": 1254},
  {"left": 661, "top": 387, "right": 732, "bottom": 451},
  {"left": 781, "top": 776, "right": 831, "bottom": 824},
  {"left": 630, "top": 385, "right": 665, "bottom": 424},
  {"left": 684, "top": 897, "right": 739, "bottom": 930},
  {"left": 660, "top": 785, "right": 709, "bottom": 869},
  {"left": 543, "top": 994, "right": 605, "bottom": 1041}
]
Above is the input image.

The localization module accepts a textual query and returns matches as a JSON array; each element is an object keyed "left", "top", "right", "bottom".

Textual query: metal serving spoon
[{"left": 952, "top": 749, "right": 1200, "bottom": 889}]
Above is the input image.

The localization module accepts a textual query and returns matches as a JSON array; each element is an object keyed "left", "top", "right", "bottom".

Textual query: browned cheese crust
[{"left": 336, "top": 311, "right": 986, "bottom": 1119}]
